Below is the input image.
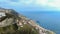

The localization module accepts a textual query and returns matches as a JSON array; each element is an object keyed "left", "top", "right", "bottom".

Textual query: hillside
[{"left": 0, "top": 8, "right": 55, "bottom": 34}]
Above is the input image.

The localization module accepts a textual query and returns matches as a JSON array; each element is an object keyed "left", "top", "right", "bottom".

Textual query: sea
[{"left": 18, "top": 11, "right": 60, "bottom": 34}]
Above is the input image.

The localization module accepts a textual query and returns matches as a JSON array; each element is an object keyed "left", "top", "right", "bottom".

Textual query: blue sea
[{"left": 19, "top": 11, "right": 60, "bottom": 34}]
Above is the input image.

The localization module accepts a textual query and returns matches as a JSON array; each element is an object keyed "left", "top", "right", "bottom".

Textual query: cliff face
[{"left": 0, "top": 8, "right": 55, "bottom": 34}]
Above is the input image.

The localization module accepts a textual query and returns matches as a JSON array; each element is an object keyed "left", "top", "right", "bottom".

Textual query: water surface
[{"left": 19, "top": 12, "right": 60, "bottom": 34}]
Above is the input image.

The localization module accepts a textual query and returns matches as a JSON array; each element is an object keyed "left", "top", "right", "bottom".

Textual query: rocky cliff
[{"left": 0, "top": 8, "right": 55, "bottom": 34}]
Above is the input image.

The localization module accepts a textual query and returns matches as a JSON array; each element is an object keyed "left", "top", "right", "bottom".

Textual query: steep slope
[
  {"left": 18, "top": 13, "right": 55, "bottom": 34},
  {"left": 0, "top": 8, "right": 55, "bottom": 34}
]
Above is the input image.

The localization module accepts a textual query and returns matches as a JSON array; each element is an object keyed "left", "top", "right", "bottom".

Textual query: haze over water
[{"left": 19, "top": 11, "right": 60, "bottom": 34}]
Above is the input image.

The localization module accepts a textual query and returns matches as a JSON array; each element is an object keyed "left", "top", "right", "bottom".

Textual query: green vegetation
[
  {"left": 0, "top": 24, "right": 18, "bottom": 34},
  {"left": 18, "top": 24, "right": 39, "bottom": 34},
  {"left": 0, "top": 24, "right": 39, "bottom": 34}
]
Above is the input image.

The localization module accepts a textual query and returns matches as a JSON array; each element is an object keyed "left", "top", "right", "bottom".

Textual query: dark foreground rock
[{"left": 0, "top": 8, "right": 55, "bottom": 34}]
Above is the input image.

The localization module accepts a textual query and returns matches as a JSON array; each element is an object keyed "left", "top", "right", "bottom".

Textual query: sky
[{"left": 0, "top": 0, "right": 60, "bottom": 12}]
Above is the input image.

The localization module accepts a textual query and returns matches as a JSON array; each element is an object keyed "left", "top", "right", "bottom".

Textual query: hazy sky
[{"left": 0, "top": 0, "right": 60, "bottom": 12}]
